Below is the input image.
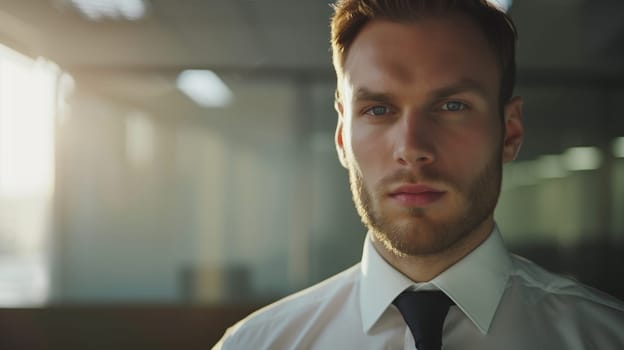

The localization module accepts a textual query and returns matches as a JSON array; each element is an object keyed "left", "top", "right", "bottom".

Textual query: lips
[{"left": 389, "top": 184, "right": 445, "bottom": 207}]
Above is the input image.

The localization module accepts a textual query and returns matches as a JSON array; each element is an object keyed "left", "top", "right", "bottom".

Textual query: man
[{"left": 214, "top": 0, "right": 624, "bottom": 349}]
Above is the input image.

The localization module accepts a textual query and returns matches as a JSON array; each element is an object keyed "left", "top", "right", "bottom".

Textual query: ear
[
  {"left": 502, "top": 96, "right": 524, "bottom": 163},
  {"left": 335, "top": 100, "right": 348, "bottom": 168}
]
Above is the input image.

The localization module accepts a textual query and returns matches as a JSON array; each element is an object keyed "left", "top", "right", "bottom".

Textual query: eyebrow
[
  {"left": 430, "top": 79, "right": 489, "bottom": 99},
  {"left": 353, "top": 78, "right": 490, "bottom": 103},
  {"left": 353, "top": 88, "right": 395, "bottom": 103}
]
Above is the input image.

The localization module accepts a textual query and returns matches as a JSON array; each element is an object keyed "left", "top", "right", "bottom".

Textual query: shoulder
[
  {"left": 237, "top": 263, "right": 361, "bottom": 330},
  {"left": 511, "top": 254, "right": 623, "bottom": 308},
  {"left": 504, "top": 255, "right": 624, "bottom": 347},
  {"left": 509, "top": 254, "right": 624, "bottom": 324},
  {"left": 214, "top": 263, "right": 362, "bottom": 349}
]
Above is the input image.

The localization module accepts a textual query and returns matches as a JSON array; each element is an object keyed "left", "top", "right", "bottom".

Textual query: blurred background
[{"left": 0, "top": 0, "right": 623, "bottom": 348}]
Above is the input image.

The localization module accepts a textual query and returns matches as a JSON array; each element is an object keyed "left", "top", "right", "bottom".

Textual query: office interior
[{"left": 0, "top": 0, "right": 623, "bottom": 348}]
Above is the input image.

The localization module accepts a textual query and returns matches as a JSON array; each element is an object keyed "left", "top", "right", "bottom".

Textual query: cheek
[
  {"left": 349, "top": 126, "right": 389, "bottom": 178},
  {"left": 442, "top": 127, "right": 501, "bottom": 176}
]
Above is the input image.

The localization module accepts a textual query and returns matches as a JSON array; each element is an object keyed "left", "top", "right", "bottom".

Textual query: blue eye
[
  {"left": 441, "top": 101, "right": 466, "bottom": 111},
  {"left": 365, "top": 105, "right": 390, "bottom": 116}
]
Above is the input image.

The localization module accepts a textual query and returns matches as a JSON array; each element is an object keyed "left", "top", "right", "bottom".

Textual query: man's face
[{"left": 335, "top": 15, "right": 523, "bottom": 257}]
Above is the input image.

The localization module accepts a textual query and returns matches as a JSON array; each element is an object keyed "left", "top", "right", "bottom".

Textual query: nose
[{"left": 393, "top": 112, "right": 435, "bottom": 167}]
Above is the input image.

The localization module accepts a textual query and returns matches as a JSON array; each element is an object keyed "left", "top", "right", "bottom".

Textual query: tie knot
[{"left": 393, "top": 290, "right": 454, "bottom": 350}]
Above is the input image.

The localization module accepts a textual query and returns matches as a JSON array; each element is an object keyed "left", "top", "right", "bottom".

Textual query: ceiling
[
  {"left": 0, "top": 0, "right": 334, "bottom": 70},
  {"left": 0, "top": 0, "right": 621, "bottom": 71}
]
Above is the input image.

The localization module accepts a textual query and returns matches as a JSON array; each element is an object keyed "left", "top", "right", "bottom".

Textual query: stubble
[{"left": 348, "top": 151, "right": 502, "bottom": 257}]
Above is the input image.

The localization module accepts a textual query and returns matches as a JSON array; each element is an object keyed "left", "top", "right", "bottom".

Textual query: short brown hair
[{"left": 330, "top": 0, "right": 517, "bottom": 109}]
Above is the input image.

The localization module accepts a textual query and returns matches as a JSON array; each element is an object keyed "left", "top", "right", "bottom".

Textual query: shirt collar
[{"left": 359, "top": 225, "right": 513, "bottom": 335}]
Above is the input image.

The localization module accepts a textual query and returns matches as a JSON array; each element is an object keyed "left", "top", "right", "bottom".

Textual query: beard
[{"left": 348, "top": 151, "right": 502, "bottom": 257}]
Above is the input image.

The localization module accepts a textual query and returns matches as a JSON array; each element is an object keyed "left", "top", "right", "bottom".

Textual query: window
[{"left": 0, "top": 43, "right": 61, "bottom": 306}]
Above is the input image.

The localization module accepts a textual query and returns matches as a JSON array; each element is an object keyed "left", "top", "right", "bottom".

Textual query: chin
[{"left": 371, "top": 217, "right": 460, "bottom": 257}]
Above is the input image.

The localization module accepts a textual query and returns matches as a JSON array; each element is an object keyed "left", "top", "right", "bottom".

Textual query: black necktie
[{"left": 392, "top": 290, "right": 455, "bottom": 350}]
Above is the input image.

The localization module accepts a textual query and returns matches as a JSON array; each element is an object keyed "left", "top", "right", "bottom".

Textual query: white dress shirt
[{"left": 214, "top": 227, "right": 624, "bottom": 349}]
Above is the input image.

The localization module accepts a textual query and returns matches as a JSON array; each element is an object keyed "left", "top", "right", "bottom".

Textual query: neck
[{"left": 371, "top": 218, "right": 495, "bottom": 282}]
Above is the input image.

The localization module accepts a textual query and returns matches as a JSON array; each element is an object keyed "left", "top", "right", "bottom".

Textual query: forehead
[{"left": 342, "top": 15, "right": 500, "bottom": 97}]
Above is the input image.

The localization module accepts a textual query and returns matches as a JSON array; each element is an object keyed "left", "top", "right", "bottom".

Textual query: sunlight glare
[{"left": 0, "top": 50, "right": 57, "bottom": 198}]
